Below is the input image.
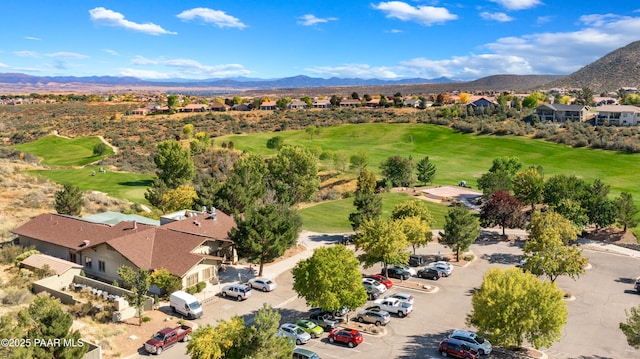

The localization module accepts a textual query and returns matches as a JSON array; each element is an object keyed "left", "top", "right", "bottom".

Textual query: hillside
[{"left": 545, "top": 40, "right": 640, "bottom": 93}]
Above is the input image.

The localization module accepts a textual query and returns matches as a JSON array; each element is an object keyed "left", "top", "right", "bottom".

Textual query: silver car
[
  {"left": 449, "top": 329, "right": 492, "bottom": 355},
  {"left": 279, "top": 323, "right": 312, "bottom": 345},
  {"left": 355, "top": 309, "right": 391, "bottom": 326},
  {"left": 221, "top": 284, "right": 252, "bottom": 301},
  {"left": 248, "top": 277, "right": 277, "bottom": 292}
]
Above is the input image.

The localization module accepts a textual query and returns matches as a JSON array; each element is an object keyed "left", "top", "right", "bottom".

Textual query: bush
[
  {"left": 196, "top": 281, "right": 206, "bottom": 293},
  {"left": 93, "top": 142, "right": 108, "bottom": 156},
  {"left": 186, "top": 286, "right": 198, "bottom": 295},
  {"left": 14, "top": 249, "right": 40, "bottom": 265},
  {"left": 463, "top": 254, "right": 475, "bottom": 262},
  {"left": 2, "top": 286, "right": 33, "bottom": 305},
  {"left": 142, "top": 316, "right": 152, "bottom": 323}
]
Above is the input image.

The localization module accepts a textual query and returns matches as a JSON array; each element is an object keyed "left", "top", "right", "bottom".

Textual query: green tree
[
  {"left": 480, "top": 190, "right": 526, "bottom": 236},
  {"left": 276, "top": 97, "right": 291, "bottom": 110},
  {"left": 620, "top": 305, "right": 640, "bottom": 349},
  {"left": 416, "top": 156, "right": 436, "bottom": 185},
  {"left": 380, "top": 155, "right": 415, "bottom": 187},
  {"left": 522, "top": 211, "right": 587, "bottom": 282},
  {"left": 440, "top": 205, "right": 480, "bottom": 261},
  {"left": 266, "top": 136, "right": 284, "bottom": 150},
  {"left": 543, "top": 174, "right": 588, "bottom": 207},
  {"left": 54, "top": 183, "right": 83, "bottom": 216},
  {"left": 167, "top": 94, "right": 179, "bottom": 112},
  {"left": 218, "top": 153, "right": 268, "bottom": 215},
  {"left": 554, "top": 198, "right": 589, "bottom": 229},
  {"left": 354, "top": 218, "right": 410, "bottom": 277},
  {"left": 154, "top": 140, "right": 196, "bottom": 189},
  {"left": 305, "top": 125, "right": 321, "bottom": 140},
  {"left": 467, "top": 268, "right": 567, "bottom": 349},
  {"left": 301, "top": 96, "right": 313, "bottom": 108},
  {"left": 391, "top": 200, "right": 433, "bottom": 254},
  {"left": 583, "top": 179, "right": 617, "bottom": 229},
  {"left": 118, "top": 265, "right": 151, "bottom": 326},
  {"left": 183, "top": 124, "right": 195, "bottom": 139},
  {"left": 574, "top": 87, "right": 595, "bottom": 106},
  {"left": 149, "top": 269, "right": 182, "bottom": 295},
  {"left": 349, "top": 151, "right": 369, "bottom": 171},
  {"left": 512, "top": 167, "right": 544, "bottom": 211},
  {"left": 477, "top": 156, "right": 522, "bottom": 195},
  {"left": 292, "top": 246, "right": 368, "bottom": 320},
  {"left": 615, "top": 192, "right": 639, "bottom": 232},
  {"left": 190, "top": 132, "right": 211, "bottom": 154},
  {"left": 351, "top": 92, "right": 360, "bottom": 100},
  {"left": 330, "top": 95, "right": 340, "bottom": 107},
  {"left": 145, "top": 179, "right": 169, "bottom": 212},
  {"left": 161, "top": 184, "right": 198, "bottom": 213},
  {"left": 349, "top": 168, "right": 382, "bottom": 231},
  {"left": 247, "top": 304, "right": 295, "bottom": 359},
  {"left": 187, "top": 316, "right": 248, "bottom": 359},
  {"left": 267, "top": 145, "right": 319, "bottom": 205},
  {"left": 230, "top": 204, "right": 302, "bottom": 276},
  {"left": 93, "top": 142, "right": 108, "bottom": 156}
]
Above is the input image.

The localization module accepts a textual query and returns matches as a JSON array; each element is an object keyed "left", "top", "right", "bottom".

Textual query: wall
[
  {"left": 80, "top": 243, "right": 136, "bottom": 284},
  {"left": 81, "top": 340, "right": 102, "bottom": 359},
  {"left": 18, "top": 237, "right": 74, "bottom": 262}
]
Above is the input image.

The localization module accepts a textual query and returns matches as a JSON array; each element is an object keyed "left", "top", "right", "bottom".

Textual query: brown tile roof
[
  {"left": 161, "top": 212, "right": 235, "bottom": 241},
  {"left": 21, "top": 253, "right": 82, "bottom": 275}
]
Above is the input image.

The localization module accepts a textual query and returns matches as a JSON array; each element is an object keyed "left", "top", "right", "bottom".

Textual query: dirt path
[{"left": 97, "top": 135, "right": 118, "bottom": 154}]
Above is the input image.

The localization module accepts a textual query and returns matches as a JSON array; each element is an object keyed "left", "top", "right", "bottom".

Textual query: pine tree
[{"left": 54, "top": 183, "right": 83, "bottom": 216}]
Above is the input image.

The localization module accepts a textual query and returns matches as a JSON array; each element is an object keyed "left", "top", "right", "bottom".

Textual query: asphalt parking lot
[{"left": 135, "top": 239, "right": 640, "bottom": 359}]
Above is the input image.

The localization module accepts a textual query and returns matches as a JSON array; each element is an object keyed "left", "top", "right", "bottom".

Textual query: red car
[
  {"left": 328, "top": 329, "right": 363, "bottom": 348},
  {"left": 366, "top": 274, "right": 393, "bottom": 289},
  {"left": 438, "top": 338, "right": 479, "bottom": 359}
]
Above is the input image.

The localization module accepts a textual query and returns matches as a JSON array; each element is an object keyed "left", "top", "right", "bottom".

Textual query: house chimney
[{"left": 132, "top": 220, "right": 137, "bottom": 230}]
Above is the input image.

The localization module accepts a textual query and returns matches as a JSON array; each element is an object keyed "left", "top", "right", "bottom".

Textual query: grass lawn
[
  {"left": 26, "top": 166, "right": 154, "bottom": 203},
  {"left": 13, "top": 135, "right": 113, "bottom": 166},
  {"left": 299, "top": 192, "right": 449, "bottom": 233}
]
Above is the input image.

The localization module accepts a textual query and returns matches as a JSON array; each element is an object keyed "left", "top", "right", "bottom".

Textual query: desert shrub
[
  {"left": 463, "top": 254, "right": 475, "bottom": 262},
  {"left": 142, "top": 316, "right": 152, "bottom": 323},
  {"left": 71, "top": 301, "right": 94, "bottom": 318},
  {"left": 94, "top": 307, "right": 115, "bottom": 323},
  {"left": 0, "top": 245, "right": 29, "bottom": 264},
  {"left": 2, "top": 286, "right": 33, "bottom": 305},
  {"left": 14, "top": 249, "right": 40, "bottom": 265}
]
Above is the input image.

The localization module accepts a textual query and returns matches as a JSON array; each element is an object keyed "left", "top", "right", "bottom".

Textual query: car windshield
[
  {"left": 189, "top": 301, "right": 201, "bottom": 310},
  {"left": 295, "top": 328, "right": 305, "bottom": 335},
  {"left": 152, "top": 332, "right": 164, "bottom": 341},
  {"left": 476, "top": 336, "right": 486, "bottom": 344},
  {"left": 461, "top": 344, "right": 472, "bottom": 351}
]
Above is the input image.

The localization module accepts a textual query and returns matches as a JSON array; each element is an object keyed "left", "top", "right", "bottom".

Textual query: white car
[
  {"left": 389, "top": 264, "right": 416, "bottom": 276},
  {"left": 373, "top": 297, "right": 413, "bottom": 317},
  {"left": 428, "top": 261, "right": 453, "bottom": 277},
  {"left": 384, "top": 292, "right": 414, "bottom": 305},
  {"left": 279, "top": 323, "right": 312, "bottom": 345},
  {"left": 362, "top": 278, "right": 387, "bottom": 293},
  {"left": 449, "top": 329, "right": 492, "bottom": 355},
  {"left": 248, "top": 277, "right": 277, "bottom": 292}
]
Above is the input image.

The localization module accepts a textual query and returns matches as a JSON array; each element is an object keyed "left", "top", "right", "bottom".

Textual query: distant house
[
  {"left": 129, "top": 108, "right": 149, "bottom": 116},
  {"left": 180, "top": 104, "right": 208, "bottom": 112},
  {"left": 595, "top": 105, "right": 640, "bottom": 126},
  {"left": 209, "top": 102, "right": 228, "bottom": 112},
  {"left": 339, "top": 99, "right": 361, "bottom": 107},
  {"left": 259, "top": 101, "right": 277, "bottom": 110},
  {"left": 230, "top": 104, "right": 251, "bottom": 111},
  {"left": 366, "top": 98, "right": 381, "bottom": 108},
  {"left": 313, "top": 99, "right": 332, "bottom": 108},
  {"left": 11, "top": 209, "right": 237, "bottom": 289},
  {"left": 288, "top": 100, "right": 308, "bottom": 110},
  {"left": 467, "top": 97, "right": 498, "bottom": 109},
  {"left": 535, "top": 104, "right": 595, "bottom": 122},
  {"left": 403, "top": 98, "right": 422, "bottom": 108}
]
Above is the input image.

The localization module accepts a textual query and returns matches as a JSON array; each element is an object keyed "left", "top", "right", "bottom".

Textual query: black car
[
  {"left": 384, "top": 267, "right": 411, "bottom": 280},
  {"left": 417, "top": 267, "right": 441, "bottom": 280},
  {"left": 409, "top": 254, "right": 427, "bottom": 267}
]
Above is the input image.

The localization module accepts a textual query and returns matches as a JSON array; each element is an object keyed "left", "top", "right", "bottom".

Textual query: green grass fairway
[
  {"left": 13, "top": 135, "right": 114, "bottom": 166},
  {"left": 27, "top": 166, "right": 154, "bottom": 203},
  {"left": 219, "top": 123, "right": 640, "bottom": 200},
  {"left": 299, "top": 192, "right": 449, "bottom": 233}
]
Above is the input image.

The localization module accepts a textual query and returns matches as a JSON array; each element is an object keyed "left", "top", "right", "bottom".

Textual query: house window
[
  {"left": 98, "top": 261, "right": 105, "bottom": 272},
  {"left": 85, "top": 257, "right": 92, "bottom": 269},
  {"left": 202, "top": 267, "right": 213, "bottom": 280},
  {"left": 186, "top": 273, "right": 198, "bottom": 287}
]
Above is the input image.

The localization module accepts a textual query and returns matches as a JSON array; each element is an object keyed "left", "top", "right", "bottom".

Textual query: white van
[{"left": 170, "top": 290, "right": 203, "bottom": 319}]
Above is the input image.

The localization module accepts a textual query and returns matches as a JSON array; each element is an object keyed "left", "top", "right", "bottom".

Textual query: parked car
[
  {"left": 635, "top": 278, "right": 640, "bottom": 293},
  {"left": 417, "top": 267, "right": 441, "bottom": 280},
  {"left": 409, "top": 254, "right": 427, "bottom": 266},
  {"left": 169, "top": 290, "right": 203, "bottom": 319},
  {"left": 355, "top": 308, "right": 391, "bottom": 326},
  {"left": 145, "top": 325, "right": 192, "bottom": 355},
  {"left": 295, "top": 319, "right": 324, "bottom": 338},
  {"left": 327, "top": 329, "right": 363, "bottom": 348},
  {"left": 248, "top": 277, "right": 277, "bottom": 292},
  {"left": 279, "top": 323, "right": 312, "bottom": 345},
  {"left": 428, "top": 261, "right": 453, "bottom": 277},
  {"left": 362, "top": 278, "right": 387, "bottom": 293},
  {"left": 384, "top": 266, "right": 411, "bottom": 280},
  {"left": 293, "top": 347, "right": 321, "bottom": 359},
  {"left": 384, "top": 292, "right": 414, "bottom": 305},
  {"left": 309, "top": 310, "right": 339, "bottom": 331},
  {"left": 388, "top": 264, "right": 416, "bottom": 276},
  {"left": 449, "top": 330, "right": 492, "bottom": 355},
  {"left": 221, "top": 284, "right": 252, "bottom": 301},
  {"left": 438, "top": 338, "right": 479, "bottom": 359},
  {"left": 373, "top": 297, "right": 413, "bottom": 317},
  {"left": 362, "top": 281, "right": 385, "bottom": 300},
  {"left": 365, "top": 274, "right": 393, "bottom": 289},
  {"left": 309, "top": 306, "right": 347, "bottom": 318}
]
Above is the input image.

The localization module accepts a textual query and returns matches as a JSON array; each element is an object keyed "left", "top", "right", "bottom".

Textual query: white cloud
[
  {"left": 118, "top": 69, "right": 170, "bottom": 79},
  {"left": 388, "top": 29, "right": 403, "bottom": 33},
  {"left": 373, "top": 1, "right": 458, "bottom": 26},
  {"left": 14, "top": 51, "right": 38, "bottom": 57},
  {"left": 400, "top": 54, "right": 533, "bottom": 80},
  {"left": 536, "top": 16, "right": 553, "bottom": 25},
  {"left": 104, "top": 49, "right": 119, "bottom": 56},
  {"left": 305, "top": 64, "right": 401, "bottom": 79},
  {"left": 480, "top": 12, "right": 513, "bottom": 22},
  {"left": 46, "top": 52, "right": 89, "bottom": 59},
  {"left": 131, "top": 55, "right": 158, "bottom": 65},
  {"left": 24, "top": 36, "right": 41, "bottom": 41},
  {"left": 297, "top": 14, "right": 338, "bottom": 26},
  {"left": 489, "top": 0, "right": 542, "bottom": 11},
  {"left": 89, "top": 7, "right": 176, "bottom": 35},
  {"left": 0, "top": 63, "right": 9, "bottom": 68},
  {"left": 177, "top": 8, "right": 246, "bottom": 29},
  {"left": 125, "top": 56, "right": 252, "bottom": 79}
]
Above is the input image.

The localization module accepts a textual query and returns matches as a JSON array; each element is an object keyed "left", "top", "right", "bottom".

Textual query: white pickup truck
[{"left": 372, "top": 297, "right": 413, "bottom": 317}]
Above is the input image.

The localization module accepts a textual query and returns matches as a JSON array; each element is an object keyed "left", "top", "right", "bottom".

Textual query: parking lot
[{"left": 136, "top": 237, "right": 640, "bottom": 359}]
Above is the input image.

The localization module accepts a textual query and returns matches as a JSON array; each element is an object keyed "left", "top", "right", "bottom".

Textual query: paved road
[{"left": 133, "top": 239, "right": 640, "bottom": 359}]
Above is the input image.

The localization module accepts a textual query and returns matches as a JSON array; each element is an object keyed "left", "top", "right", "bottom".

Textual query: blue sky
[{"left": 1, "top": 1, "right": 639, "bottom": 81}]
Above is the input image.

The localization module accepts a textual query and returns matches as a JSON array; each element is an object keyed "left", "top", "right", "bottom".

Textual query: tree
[
  {"left": 54, "top": 183, "right": 83, "bottom": 216},
  {"left": 380, "top": 155, "right": 415, "bottom": 187},
  {"left": 583, "top": 179, "right": 617, "bottom": 230},
  {"left": 349, "top": 168, "right": 382, "bottom": 231},
  {"left": 554, "top": 198, "right": 589, "bottom": 229},
  {"left": 620, "top": 305, "right": 640, "bottom": 349},
  {"left": 93, "top": 142, "right": 108, "bottom": 156},
  {"left": 512, "top": 167, "right": 544, "bottom": 211},
  {"left": 391, "top": 200, "right": 433, "bottom": 254},
  {"left": 187, "top": 316, "right": 248, "bottom": 359},
  {"left": 354, "top": 218, "right": 410, "bottom": 277},
  {"left": 477, "top": 156, "right": 522, "bottom": 195},
  {"left": 480, "top": 190, "right": 526, "bottom": 236},
  {"left": 351, "top": 92, "right": 360, "bottom": 100},
  {"left": 615, "top": 192, "right": 639, "bottom": 232},
  {"left": 440, "top": 205, "right": 480, "bottom": 261},
  {"left": 267, "top": 145, "right": 319, "bottom": 205},
  {"left": 292, "top": 245, "right": 368, "bottom": 319},
  {"left": 467, "top": 268, "right": 567, "bottom": 349},
  {"left": 230, "top": 204, "right": 302, "bottom": 276},
  {"left": 190, "top": 132, "right": 211, "bottom": 154},
  {"left": 330, "top": 94, "right": 340, "bottom": 107},
  {"left": 266, "top": 136, "right": 284, "bottom": 150},
  {"left": 154, "top": 140, "right": 196, "bottom": 189},
  {"left": 416, "top": 156, "right": 436, "bottom": 185},
  {"left": 574, "top": 87, "right": 595, "bottom": 106},
  {"left": 167, "top": 94, "right": 179, "bottom": 112},
  {"left": 522, "top": 210, "right": 587, "bottom": 282},
  {"left": 349, "top": 151, "right": 369, "bottom": 171},
  {"left": 161, "top": 184, "right": 198, "bottom": 213},
  {"left": 543, "top": 174, "right": 588, "bottom": 207},
  {"left": 145, "top": 179, "right": 168, "bottom": 212},
  {"left": 459, "top": 92, "right": 470, "bottom": 103},
  {"left": 183, "top": 124, "right": 195, "bottom": 139},
  {"left": 247, "top": 304, "right": 295, "bottom": 359},
  {"left": 149, "top": 269, "right": 182, "bottom": 295},
  {"left": 118, "top": 265, "right": 151, "bottom": 326},
  {"left": 218, "top": 153, "right": 268, "bottom": 215}
]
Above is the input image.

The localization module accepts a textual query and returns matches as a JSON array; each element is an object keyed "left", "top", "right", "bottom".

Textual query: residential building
[
  {"left": 288, "top": 100, "right": 308, "bottom": 110},
  {"left": 595, "top": 105, "right": 640, "bottom": 126},
  {"left": 535, "top": 104, "right": 595, "bottom": 122},
  {"left": 259, "top": 101, "right": 277, "bottom": 110},
  {"left": 312, "top": 99, "right": 332, "bottom": 108}
]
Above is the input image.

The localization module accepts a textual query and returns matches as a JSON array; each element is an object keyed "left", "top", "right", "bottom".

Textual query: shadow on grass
[{"left": 119, "top": 179, "right": 154, "bottom": 187}]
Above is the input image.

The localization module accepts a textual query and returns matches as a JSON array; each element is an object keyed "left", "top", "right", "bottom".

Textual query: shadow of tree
[
  {"left": 118, "top": 179, "right": 154, "bottom": 187},
  {"left": 394, "top": 331, "right": 450, "bottom": 358},
  {"left": 481, "top": 252, "right": 522, "bottom": 265}
]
